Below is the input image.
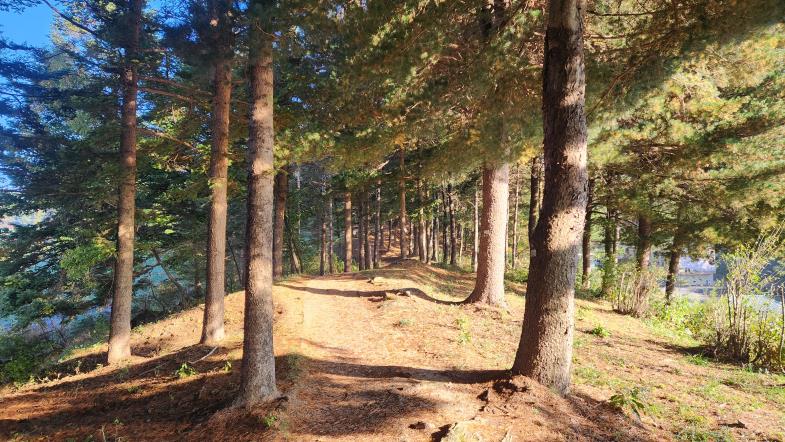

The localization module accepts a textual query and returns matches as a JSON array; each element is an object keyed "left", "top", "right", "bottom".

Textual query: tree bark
[
  {"left": 580, "top": 178, "right": 594, "bottom": 290},
  {"left": 472, "top": 184, "right": 479, "bottom": 272},
  {"left": 235, "top": 13, "right": 278, "bottom": 405},
  {"left": 528, "top": 154, "right": 544, "bottom": 245},
  {"left": 358, "top": 194, "right": 366, "bottom": 270},
  {"left": 272, "top": 169, "right": 288, "bottom": 278},
  {"left": 637, "top": 214, "right": 653, "bottom": 270},
  {"left": 511, "top": 166, "right": 521, "bottom": 269},
  {"left": 462, "top": 162, "right": 510, "bottom": 307},
  {"left": 448, "top": 184, "right": 457, "bottom": 266},
  {"left": 665, "top": 245, "right": 681, "bottom": 303},
  {"left": 344, "top": 192, "right": 352, "bottom": 272},
  {"left": 201, "top": 0, "right": 234, "bottom": 346},
  {"left": 363, "top": 193, "right": 372, "bottom": 270},
  {"left": 432, "top": 216, "right": 439, "bottom": 262},
  {"left": 399, "top": 149, "right": 408, "bottom": 258},
  {"left": 374, "top": 183, "right": 381, "bottom": 268},
  {"left": 513, "top": 0, "right": 588, "bottom": 395},
  {"left": 328, "top": 195, "right": 335, "bottom": 273},
  {"left": 107, "top": 0, "right": 142, "bottom": 364}
]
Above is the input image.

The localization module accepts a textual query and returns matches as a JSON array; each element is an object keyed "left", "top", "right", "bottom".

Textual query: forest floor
[{"left": 1, "top": 259, "right": 785, "bottom": 441}]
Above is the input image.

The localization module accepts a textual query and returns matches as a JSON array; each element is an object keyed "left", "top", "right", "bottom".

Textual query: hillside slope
[{"left": 1, "top": 260, "right": 783, "bottom": 441}]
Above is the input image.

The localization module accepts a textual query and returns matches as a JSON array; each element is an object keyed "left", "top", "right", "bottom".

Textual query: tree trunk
[
  {"left": 458, "top": 223, "right": 464, "bottom": 264},
  {"left": 448, "top": 184, "right": 457, "bottom": 266},
  {"left": 374, "top": 183, "right": 381, "bottom": 268},
  {"left": 513, "top": 0, "right": 588, "bottom": 395},
  {"left": 107, "top": 0, "right": 142, "bottom": 364},
  {"left": 665, "top": 245, "right": 681, "bottom": 304},
  {"left": 580, "top": 178, "right": 594, "bottom": 290},
  {"left": 285, "top": 214, "right": 301, "bottom": 274},
  {"left": 328, "top": 195, "right": 335, "bottom": 273},
  {"left": 319, "top": 196, "right": 327, "bottom": 276},
  {"left": 511, "top": 166, "right": 521, "bottom": 269},
  {"left": 387, "top": 219, "right": 392, "bottom": 251},
  {"left": 235, "top": 15, "right": 278, "bottom": 405},
  {"left": 462, "top": 162, "right": 510, "bottom": 307},
  {"left": 472, "top": 184, "right": 479, "bottom": 272},
  {"left": 201, "top": 0, "right": 234, "bottom": 346},
  {"left": 344, "top": 192, "right": 352, "bottom": 272},
  {"left": 637, "top": 214, "right": 652, "bottom": 270},
  {"left": 272, "top": 169, "right": 288, "bottom": 278},
  {"left": 152, "top": 248, "right": 187, "bottom": 303},
  {"left": 399, "top": 149, "right": 408, "bottom": 258},
  {"left": 363, "top": 193, "right": 372, "bottom": 270},
  {"left": 416, "top": 182, "right": 427, "bottom": 263},
  {"left": 357, "top": 194, "right": 366, "bottom": 270},
  {"left": 528, "top": 154, "right": 544, "bottom": 245}
]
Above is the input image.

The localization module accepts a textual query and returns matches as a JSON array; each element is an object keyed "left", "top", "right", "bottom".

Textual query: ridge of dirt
[{"left": 1, "top": 259, "right": 783, "bottom": 441}]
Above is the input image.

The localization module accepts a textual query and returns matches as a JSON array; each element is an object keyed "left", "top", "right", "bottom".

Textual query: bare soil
[{"left": 1, "top": 259, "right": 783, "bottom": 441}]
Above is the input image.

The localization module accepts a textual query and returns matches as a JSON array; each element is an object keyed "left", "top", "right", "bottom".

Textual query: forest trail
[{"left": 1, "top": 260, "right": 784, "bottom": 441}]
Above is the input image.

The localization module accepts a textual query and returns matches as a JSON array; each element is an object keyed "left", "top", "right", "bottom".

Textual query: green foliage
[
  {"left": 455, "top": 316, "right": 471, "bottom": 345},
  {"left": 59, "top": 238, "right": 115, "bottom": 286},
  {"left": 262, "top": 414, "right": 278, "bottom": 429},
  {"left": 589, "top": 325, "right": 611, "bottom": 339},
  {"left": 175, "top": 363, "right": 197, "bottom": 379},
  {"left": 0, "top": 334, "right": 56, "bottom": 385},
  {"left": 685, "top": 355, "right": 710, "bottom": 367},
  {"left": 609, "top": 387, "right": 649, "bottom": 420}
]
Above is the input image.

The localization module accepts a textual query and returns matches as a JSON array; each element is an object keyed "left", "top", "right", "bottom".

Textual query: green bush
[{"left": 0, "top": 334, "right": 56, "bottom": 385}]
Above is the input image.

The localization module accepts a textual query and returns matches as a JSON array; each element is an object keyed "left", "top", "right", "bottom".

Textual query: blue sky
[{"left": 0, "top": 4, "right": 53, "bottom": 47}]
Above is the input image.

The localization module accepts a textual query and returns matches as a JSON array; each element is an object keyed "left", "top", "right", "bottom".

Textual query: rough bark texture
[
  {"left": 319, "top": 186, "right": 328, "bottom": 276},
  {"left": 272, "top": 169, "right": 288, "bottom": 278},
  {"left": 344, "top": 192, "right": 352, "bottom": 272},
  {"left": 580, "top": 178, "right": 594, "bottom": 290},
  {"left": 235, "top": 18, "right": 278, "bottom": 406},
  {"left": 107, "top": 0, "right": 142, "bottom": 365},
  {"left": 513, "top": 0, "right": 588, "bottom": 395},
  {"left": 201, "top": 0, "right": 234, "bottom": 346},
  {"left": 462, "top": 163, "right": 510, "bottom": 307}
]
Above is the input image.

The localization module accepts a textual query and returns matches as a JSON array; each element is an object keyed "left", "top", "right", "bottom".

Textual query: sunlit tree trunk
[
  {"left": 472, "top": 184, "right": 479, "bottom": 272},
  {"left": 344, "top": 192, "right": 352, "bottom": 272},
  {"left": 513, "top": 0, "right": 588, "bottom": 394},
  {"left": 358, "top": 194, "right": 366, "bottom": 270},
  {"left": 235, "top": 5, "right": 278, "bottom": 405},
  {"left": 399, "top": 149, "right": 408, "bottom": 258},
  {"left": 511, "top": 166, "right": 521, "bottom": 269},
  {"left": 448, "top": 184, "right": 457, "bottom": 266},
  {"left": 374, "top": 183, "right": 381, "bottom": 268},
  {"left": 201, "top": 0, "right": 234, "bottom": 346},
  {"left": 463, "top": 159, "right": 510, "bottom": 307},
  {"left": 328, "top": 194, "right": 335, "bottom": 273},
  {"left": 108, "top": 0, "right": 143, "bottom": 364}
]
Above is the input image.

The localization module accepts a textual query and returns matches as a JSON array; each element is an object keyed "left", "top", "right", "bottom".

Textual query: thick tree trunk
[
  {"left": 107, "top": 0, "right": 142, "bottom": 364},
  {"left": 448, "top": 184, "right": 457, "bottom": 266},
  {"left": 472, "top": 185, "right": 479, "bottom": 272},
  {"left": 511, "top": 166, "right": 521, "bottom": 269},
  {"left": 580, "top": 178, "right": 594, "bottom": 290},
  {"left": 344, "top": 192, "right": 352, "bottom": 272},
  {"left": 201, "top": 0, "right": 234, "bottom": 345},
  {"left": 235, "top": 18, "right": 278, "bottom": 406},
  {"left": 272, "top": 169, "right": 288, "bottom": 278},
  {"left": 462, "top": 162, "right": 510, "bottom": 307},
  {"left": 513, "top": 0, "right": 588, "bottom": 395},
  {"left": 528, "top": 154, "right": 544, "bottom": 245}
]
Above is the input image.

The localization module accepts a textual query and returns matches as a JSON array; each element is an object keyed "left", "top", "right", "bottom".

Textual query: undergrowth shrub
[{"left": 0, "top": 334, "right": 56, "bottom": 385}]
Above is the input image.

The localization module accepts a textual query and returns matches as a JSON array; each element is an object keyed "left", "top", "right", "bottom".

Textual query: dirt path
[{"left": 4, "top": 260, "right": 780, "bottom": 441}]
